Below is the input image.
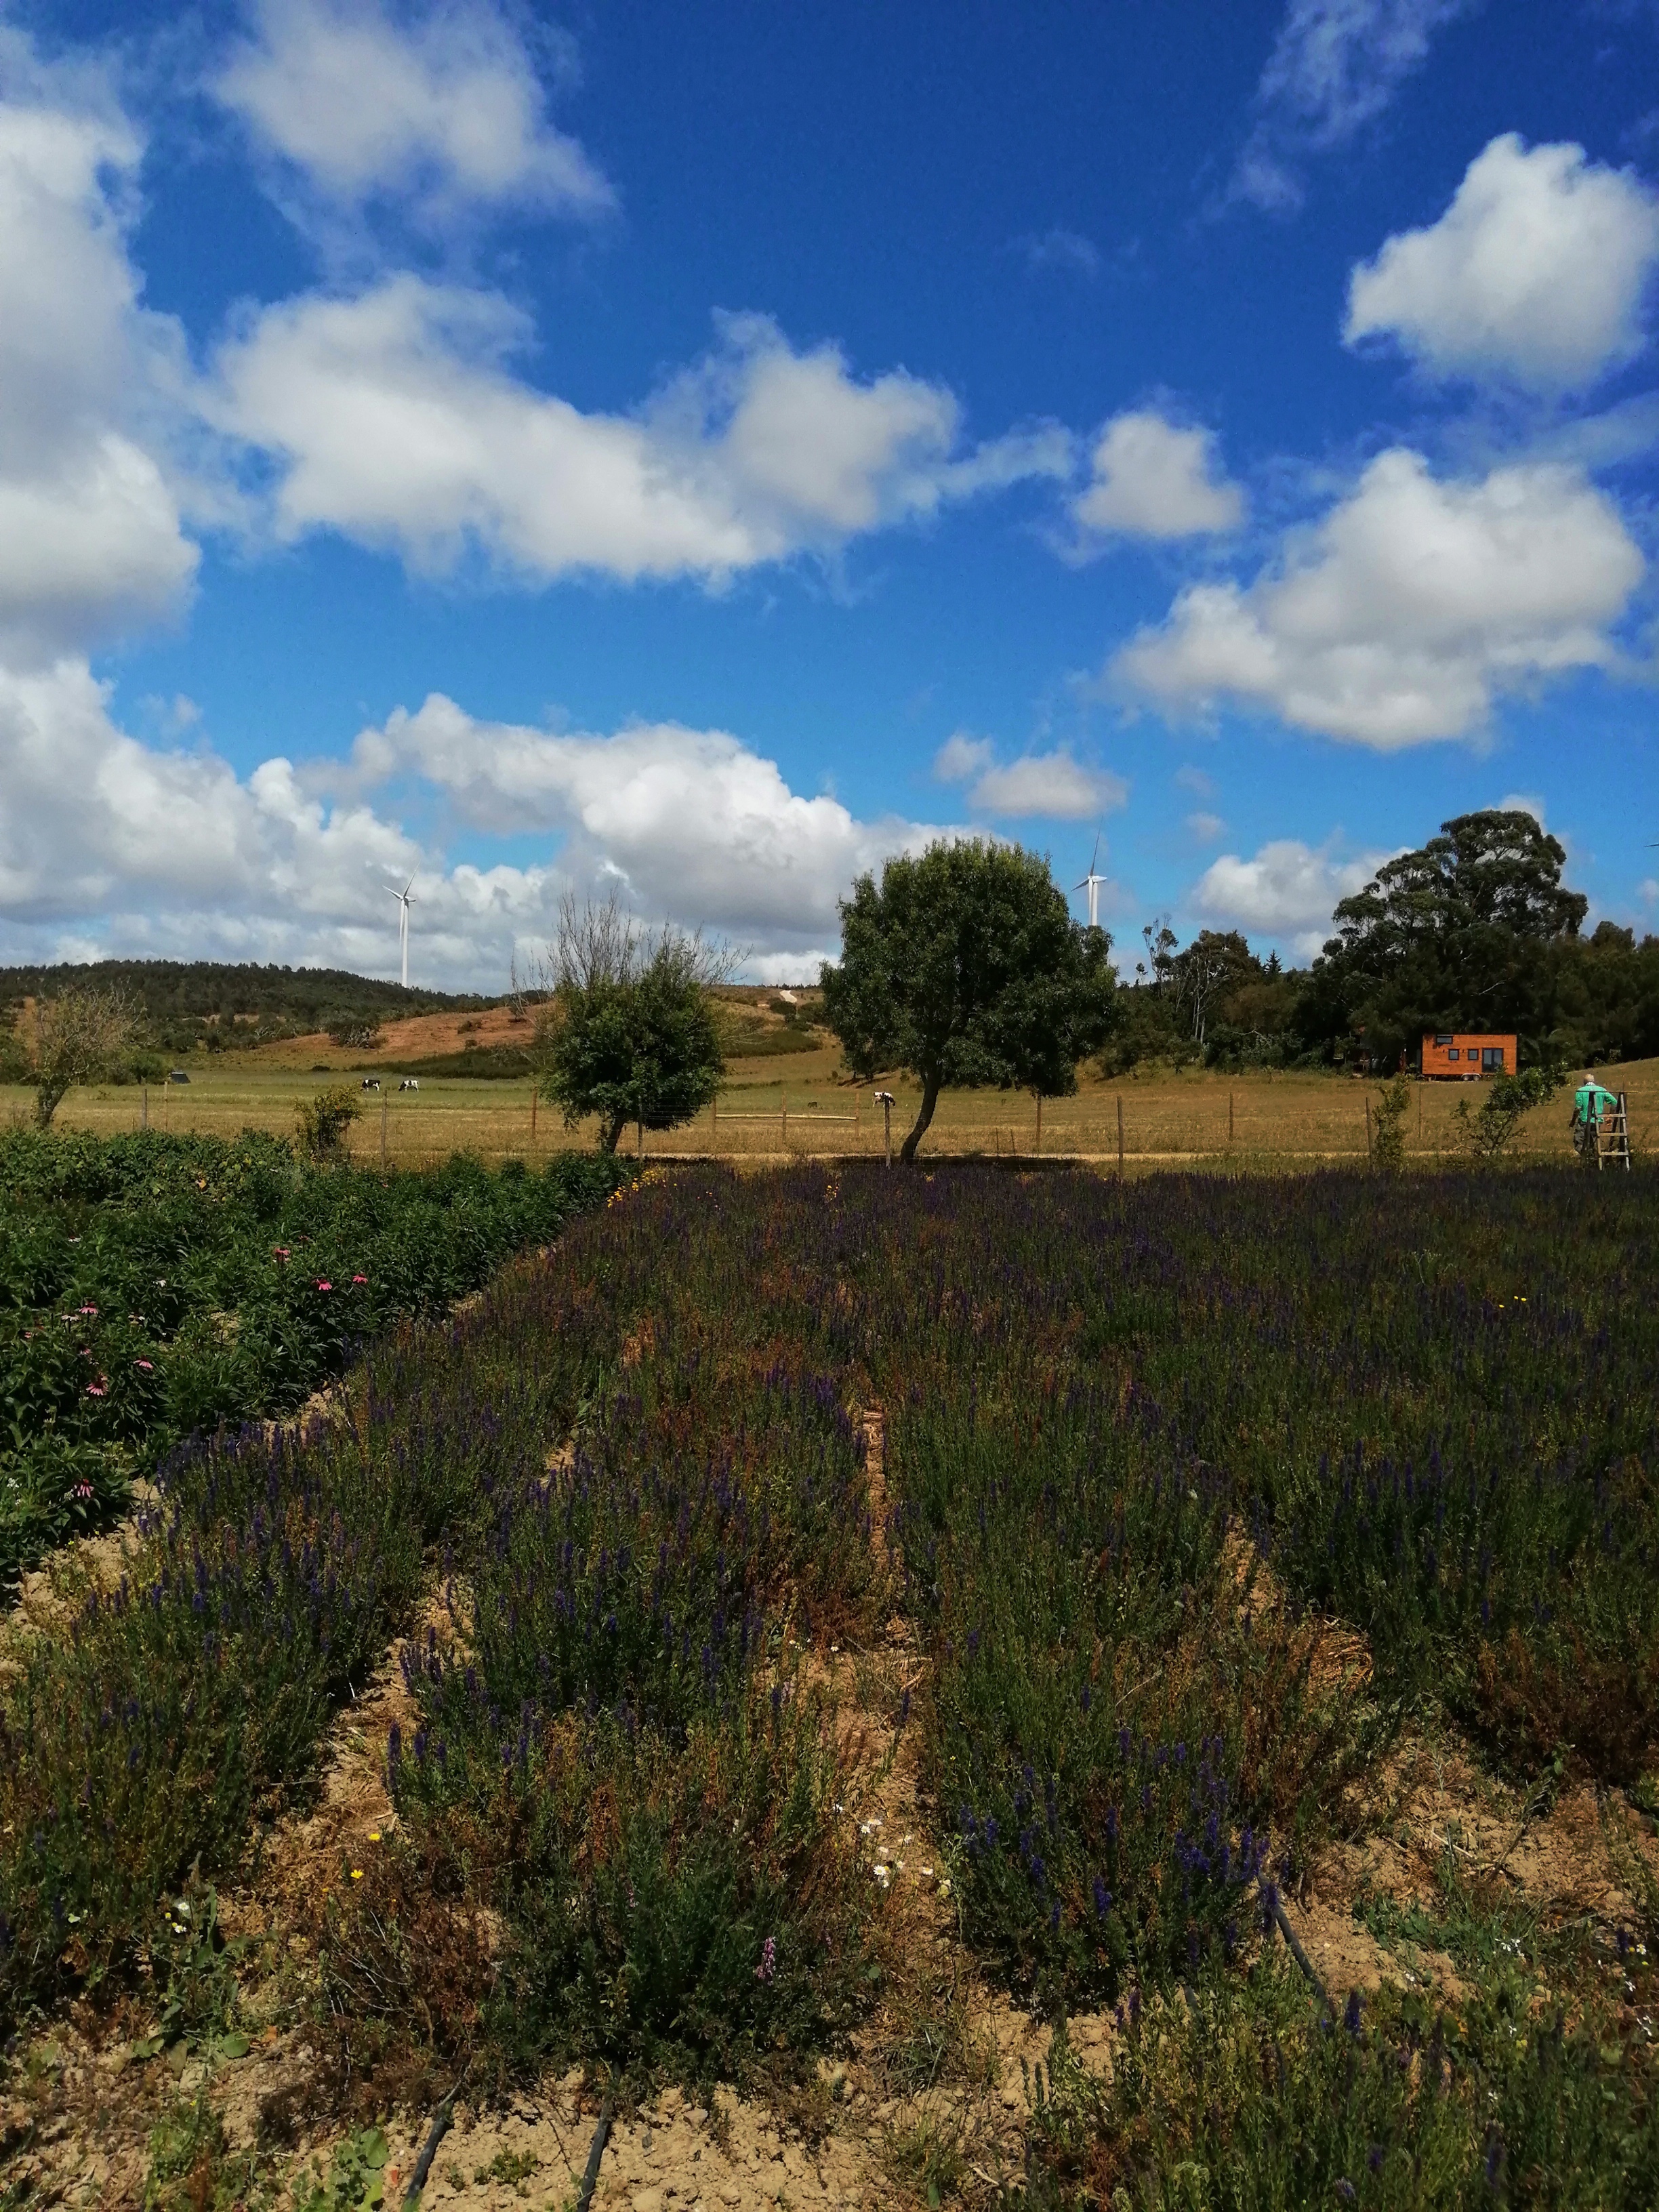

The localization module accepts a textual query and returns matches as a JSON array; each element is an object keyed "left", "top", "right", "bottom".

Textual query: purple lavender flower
[{"left": 756, "top": 1934, "right": 777, "bottom": 1983}]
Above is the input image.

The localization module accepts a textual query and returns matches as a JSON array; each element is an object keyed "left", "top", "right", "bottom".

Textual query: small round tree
[
  {"left": 30, "top": 986, "right": 139, "bottom": 1129},
  {"left": 531, "top": 894, "right": 731, "bottom": 1153},
  {"left": 821, "top": 838, "right": 1118, "bottom": 1163}
]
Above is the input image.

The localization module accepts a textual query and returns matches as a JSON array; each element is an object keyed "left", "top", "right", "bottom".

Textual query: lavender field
[{"left": 3, "top": 1160, "right": 1658, "bottom": 2208}]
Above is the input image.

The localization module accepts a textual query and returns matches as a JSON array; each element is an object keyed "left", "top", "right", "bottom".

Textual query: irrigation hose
[
  {"left": 400, "top": 2064, "right": 468, "bottom": 2207},
  {"left": 574, "top": 2096, "right": 615, "bottom": 2212},
  {"left": 1260, "top": 1881, "right": 1334, "bottom": 2018}
]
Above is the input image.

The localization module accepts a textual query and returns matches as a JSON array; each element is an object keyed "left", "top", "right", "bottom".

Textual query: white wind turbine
[
  {"left": 389, "top": 878, "right": 417, "bottom": 988},
  {"left": 1073, "top": 834, "right": 1107, "bottom": 929}
]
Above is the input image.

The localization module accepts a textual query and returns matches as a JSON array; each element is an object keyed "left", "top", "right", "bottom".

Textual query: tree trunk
[
  {"left": 899, "top": 1075, "right": 941, "bottom": 1165},
  {"left": 600, "top": 1109, "right": 628, "bottom": 1153}
]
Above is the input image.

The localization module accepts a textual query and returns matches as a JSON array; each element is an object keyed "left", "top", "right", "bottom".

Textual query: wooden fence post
[
  {"left": 1035, "top": 1093, "right": 1042, "bottom": 1155},
  {"left": 1117, "top": 1095, "right": 1124, "bottom": 1176},
  {"left": 380, "top": 1092, "right": 388, "bottom": 1167},
  {"left": 1229, "top": 1090, "right": 1234, "bottom": 1145},
  {"left": 1365, "top": 1097, "right": 1373, "bottom": 1166},
  {"left": 781, "top": 1100, "right": 787, "bottom": 1149},
  {"left": 531, "top": 1089, "right": 537, "bottom": 1143}
]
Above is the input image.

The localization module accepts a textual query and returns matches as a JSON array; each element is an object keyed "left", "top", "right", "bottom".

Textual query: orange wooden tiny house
[{"left": 1419, "top": 1032, "right": 1516, "bottom": 1079}]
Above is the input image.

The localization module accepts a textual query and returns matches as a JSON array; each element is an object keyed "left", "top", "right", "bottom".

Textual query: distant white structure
[
  {"left": 1073, "top": 834, "right": 1107, "bottom": 929},
  {"left": 389, "top": 878, "right": 417, "bottom": 988}
]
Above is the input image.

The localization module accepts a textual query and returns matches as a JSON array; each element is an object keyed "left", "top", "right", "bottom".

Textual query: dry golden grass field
[{"left": 4, "top": 987, "right": 1652, "bottom": 1170}]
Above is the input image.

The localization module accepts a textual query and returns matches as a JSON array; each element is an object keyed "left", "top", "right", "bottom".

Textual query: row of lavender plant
[
  {"left": 0, "top": 1163, "right": 628, "bottom": 2028},
  {"left": 386, "top": 1179, "right": 882, "bottom": 2085}
]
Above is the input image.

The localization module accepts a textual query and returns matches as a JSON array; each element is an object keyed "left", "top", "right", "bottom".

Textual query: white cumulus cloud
[
  {"left": 1346, "top": 134, "right": 1659, "bottom": 390},
  {"left": 207, "top": 287, "right": 1065, "bottom": 583},
  {"left": 348, "top": 693, "right": 947, "bottom": 939},
  {"left": 1193, "top": 836, "right": 1387, "bottom": 956},
  {"left": 0, "top": 73, "right": 197, "bottom": 665},
  {"left": 933, "top": 731, "right": 1126, "bottom": 819},
  {"left": 0, "top": 670, "right": 951, "bottom": 980},
  {"left": 1115, "top": 448, "right": 1643, "bottom": 747},
  {"left": 215, "top": 0, "right": 612, "bottom": 232},
  {"left": 1071, "top": 411, "right": 1244, "bottom": 541}
]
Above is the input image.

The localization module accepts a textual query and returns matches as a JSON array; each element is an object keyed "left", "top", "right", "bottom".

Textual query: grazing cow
[
  {"left": 399, "top": 1078, "right": 419, "bottom": 1092},
  {"left": 361, "top": 1078, "right": 381, "bottom": 1091}
]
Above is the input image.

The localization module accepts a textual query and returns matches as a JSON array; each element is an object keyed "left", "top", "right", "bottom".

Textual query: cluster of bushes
[{"left": 0, "top": 1126, "right": 626, "bottom": 1590}]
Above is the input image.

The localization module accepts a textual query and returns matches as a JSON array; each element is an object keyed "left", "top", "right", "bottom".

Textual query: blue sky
[{"left": 1, "top": 0, "right": 1657, "bottom": 987}]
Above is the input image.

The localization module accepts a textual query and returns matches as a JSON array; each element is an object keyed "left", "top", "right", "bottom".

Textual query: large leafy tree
[
  {"left": 820, "top": 838, "right": 1117, "bottom": 1163},
  {"left": 531, "top": 895, "right": 729, "bottom": 1153},
  {"left": 1300, "top": 810, "right": 1589, "bottom": 1067}
]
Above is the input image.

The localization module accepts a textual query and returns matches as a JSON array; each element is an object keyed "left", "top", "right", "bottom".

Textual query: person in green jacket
[{"left": 1572, "top": 1071, "right": 1618, "bottom": 1155}]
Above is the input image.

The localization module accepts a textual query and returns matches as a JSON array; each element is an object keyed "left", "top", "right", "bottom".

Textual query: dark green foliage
[
  {"left": 1304, "top": 811, "right": 1588, "bottom": 1069},
  {"left": 1104, "top": 924, "right": 1301, "bottom": 1075},
  {"left": 0, "top": 959, "right": 485, "bottom": 1064},
  {"left": 293, "top": 1084, "right": 363, "bottom": 1160},
  {"left": 1455, "top": 1067, "right": 1567, "bottom": 1160},
  {"left": 323, "top": 1015, "right": 382, "bottom": 1050},
  {"left": 402, "top": 1698, "right": 867, "bottom": 2093},
  {"left": 0, "top": 1128, "right": 626, "bottom": 1591},
  {"left": 1110, "top": 811, "right": 1658, "bottom": 1075},
  {"left": 0, "top": 1017, "right": 28, "bottom": 1085},
  {"left": 1372, "top": 1073, "right": 1411, "bottom": 1172},
  {"left": 537, "top": 909, "right": 728, "bottom": 1153},
  {"left": 895, "top": 1389, "right": 1281, "bottom": 2007},
  {"left": 1023, "top": 1955, "right": 1659, "bottom": 2209},
  {"left": 821, "top": 838, "right": 1118, "bottom": 1161}
]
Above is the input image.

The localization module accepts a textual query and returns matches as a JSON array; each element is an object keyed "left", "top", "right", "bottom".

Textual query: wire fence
[{"left": 13, "top": 1073, "right": 1650, "bottom": 1170}]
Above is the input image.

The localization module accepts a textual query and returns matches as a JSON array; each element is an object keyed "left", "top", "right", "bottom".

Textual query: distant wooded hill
[{"left": 0, "top": 960, "right": 493, "bottom": 1059}]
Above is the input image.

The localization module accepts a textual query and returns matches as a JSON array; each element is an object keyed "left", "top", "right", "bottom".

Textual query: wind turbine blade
[{"left": 1090, "top": 830, "right": 1100, "bottom": 874}]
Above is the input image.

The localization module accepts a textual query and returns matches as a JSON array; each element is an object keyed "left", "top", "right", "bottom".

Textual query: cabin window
[
  {"left": 1446, "top": 1048, "right": 1460, "bottom": 1061},
  {"left": 1435, "top": 1034, "right": 1454, "bottom": 1046},
  {"left": 1483, "top": 1047, "right": 1503, "bottom": 1069}
]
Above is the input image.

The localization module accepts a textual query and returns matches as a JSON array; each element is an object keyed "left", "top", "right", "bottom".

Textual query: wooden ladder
[{"left": 1599, "top": 1092, "right": 1633, "bottom": 1171}]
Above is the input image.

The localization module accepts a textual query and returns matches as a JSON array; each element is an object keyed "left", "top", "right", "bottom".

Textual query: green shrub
[
  {"left": 1371, "top": 1073, "right": 1410, "bottom": 1173},
  {"left": 0, "top": 1132, "right": 627, "bottom": 1590},
  {"left": 1455, "top": 1067, "right": 1565, "bottom": 1161},
  {"left": 1023, "top": 1955, "right": 1659, "bottom": 2210},
  {"left": 293, "top": 1084, "right": 363, "bottom": 1161}
]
